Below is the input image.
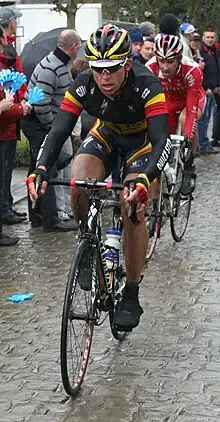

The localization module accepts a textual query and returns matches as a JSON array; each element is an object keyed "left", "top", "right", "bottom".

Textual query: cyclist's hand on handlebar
[
  {"left": 183, "top": 135, "right": 194, "bottom": 167},
  {"left": 26, "top": 167, "right": 49, "bottom": 201},
  {"left": 124, "top": 173, "right": 150, "bottom": 213}
]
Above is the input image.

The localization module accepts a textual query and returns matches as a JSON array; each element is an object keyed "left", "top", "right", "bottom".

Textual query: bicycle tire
[
  {"left": 146, "top": 215, "right": 162, "bottom": 261},
  {"left": 170, "top": 164, "right": 191, "bottom": 242},
  {"left": 60, "top": 238, "right": 98, "bottom": 396},
  {"left": 109, "top": 268, "right": 127, "bottom": 341},
  {"left": 145, "top": 176, "right": 164, "bottom": 262}
]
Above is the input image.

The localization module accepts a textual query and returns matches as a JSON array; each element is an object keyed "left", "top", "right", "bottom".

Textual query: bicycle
[
  {"left": 145, "top": 133, "right": 192, "bottom": 261},
  {"left": 48, "top": 177, "right": 137, "bottom": 396}
]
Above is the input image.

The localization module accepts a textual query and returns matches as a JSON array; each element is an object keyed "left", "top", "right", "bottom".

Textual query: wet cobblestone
[{"left": 1, "top": 155, "right": 220, "bottom": 421}]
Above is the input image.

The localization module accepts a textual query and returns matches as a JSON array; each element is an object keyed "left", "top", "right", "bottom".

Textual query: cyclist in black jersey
[{"left": 27, "top": 24, "right": 171, "bottom": 332}]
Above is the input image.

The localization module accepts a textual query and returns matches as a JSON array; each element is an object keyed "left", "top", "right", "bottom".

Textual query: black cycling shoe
[
  {"left": 114, "top": 283, "right": 143, "bottom": 332},
  {"left": 181, "top": 165, "right": 196, "bottom": 196}
]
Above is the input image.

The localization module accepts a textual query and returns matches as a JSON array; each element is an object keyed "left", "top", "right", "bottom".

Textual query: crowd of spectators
[{"left": 0, "top": 7, "right": 220, "bottom": 246}]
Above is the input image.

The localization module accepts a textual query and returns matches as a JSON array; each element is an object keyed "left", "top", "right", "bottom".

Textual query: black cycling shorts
[{"left": 76, "top": 119, "right": 152, "bottom": 177}]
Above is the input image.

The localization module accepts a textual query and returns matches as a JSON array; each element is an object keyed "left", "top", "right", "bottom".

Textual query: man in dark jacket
[{"left": 198, "top": 28, "right": 220, "bottom": 152}]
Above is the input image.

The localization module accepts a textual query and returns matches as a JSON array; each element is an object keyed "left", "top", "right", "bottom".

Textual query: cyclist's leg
[
  {"left": 71, "top": 154, "right": 105, "bottom": 224},
  {"left": 70, "top": 121, "right": 115, "bottom": 226},
  {"left": 121, "top": 173, "right": 148, "bottom": 280},
  {"left": 179, "top": 108, "right": 198, "bottom": 154},
  {"left": 114, "top": 137, "right": 152, "bottom": 330},
  {"left": 179, "top": 107, "right": 203, "bottom": 195},
  {"left": 179, "top": 101, "right": 203, "bottom": 154}
]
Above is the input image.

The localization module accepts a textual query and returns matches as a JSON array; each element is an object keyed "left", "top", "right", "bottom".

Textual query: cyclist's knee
[{"left": 179, "top": 108, "right": 186, "bottom": 131}]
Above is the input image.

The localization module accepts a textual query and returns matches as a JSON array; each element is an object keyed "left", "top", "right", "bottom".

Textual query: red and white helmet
[{"left": 154, "top": 35, "right": 183, "bottom": 59}]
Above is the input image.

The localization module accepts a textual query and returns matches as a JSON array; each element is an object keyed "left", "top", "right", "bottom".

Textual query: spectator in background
[
  {"left": 0, "top": 97, "right": 20, "bottom": 245},
  {"left": 154, "top": 13, "right": 179, "bottom": 43},
  {"left": 179, "top": 22, "right": 195, "bottom": 59},
  {"left": 0, "top": 7, "right": 28, "bottom": 223},
  {"left": 190, "top": 32, "right": 205, "bottom": 68},
  {"left": 0, "top": 25, "right": 30, "bottom": 245},
  {"left": 159, "top": 13, "right": 179, "bottom": 36},
  {"left": 0, "top": 7, "right": 26, "bottom": 98},
  {"left": 134, "top": 36, "right": 154, "bottom": 65},
  {"left": 139, "top": 21, "right": 156, "bottom": 38},
  {"left": 198, "top": 28, "right": 220, "bottom": 153},
  {"left": 128, "top": 27, "right": 143, "bottom": 56},
  {"left": 22, "top": 29, "right": 81, "bottom": 231},
  {"left": 55, "top": 59, "right": 89, "bottom": 221}
]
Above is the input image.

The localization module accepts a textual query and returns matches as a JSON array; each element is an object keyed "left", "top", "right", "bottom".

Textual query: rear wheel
[{"left": 60, "top": 238, "right": 98, "bottom": 396}]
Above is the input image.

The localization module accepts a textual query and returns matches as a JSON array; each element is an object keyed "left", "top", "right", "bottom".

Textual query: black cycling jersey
[{"left": 38, "top": 60, "right": 171, "bottom": 182}]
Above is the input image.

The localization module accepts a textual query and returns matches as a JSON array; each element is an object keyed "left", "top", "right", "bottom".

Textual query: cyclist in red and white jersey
[{"left": 147, "top": 34, "right": 206, "bottom": 195}]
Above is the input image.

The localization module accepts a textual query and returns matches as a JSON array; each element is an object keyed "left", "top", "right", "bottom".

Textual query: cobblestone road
[{"left": 1, "top": 154, "right": 220, "bottom": 422}]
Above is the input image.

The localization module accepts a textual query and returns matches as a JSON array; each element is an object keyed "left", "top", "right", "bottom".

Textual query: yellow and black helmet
[{"left": 85, "top": 24, "right": 132, "bottom": 61}]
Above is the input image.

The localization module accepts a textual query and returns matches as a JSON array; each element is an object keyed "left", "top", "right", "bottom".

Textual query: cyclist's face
[
  {"left": 157, "top": 57, "right": 179, "bottom": 78},
  {"left": 92, "top": 60, "right": 132, "bottom": 96}
]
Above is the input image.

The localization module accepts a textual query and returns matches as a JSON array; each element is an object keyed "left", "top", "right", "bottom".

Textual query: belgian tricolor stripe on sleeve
[
  {"left": 144, "top": 93, "right": 168, "bottom": 119},
  {"left": 60, "top": 91, "right": 83, "bottom": 116}
]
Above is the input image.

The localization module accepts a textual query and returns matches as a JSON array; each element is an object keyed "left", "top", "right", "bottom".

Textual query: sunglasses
[{"left": 91, "top": 61, "right": 127, "bottom": 74}]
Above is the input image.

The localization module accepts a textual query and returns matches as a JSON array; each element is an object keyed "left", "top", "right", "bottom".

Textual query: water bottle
[
  {"left": 104, "top": 228, "right": 121, "bottom": 271},
  {"left": 164, "top": 163, "right": 176, "bottom": 185}
]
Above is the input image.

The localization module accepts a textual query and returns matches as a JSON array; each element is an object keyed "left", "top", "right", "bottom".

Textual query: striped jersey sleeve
[
  {"left": 142, "top": 80, "right": 168, "bottom": 119},
  {"left": 60, "top": 74, "right": 87, "bottom": 116}
]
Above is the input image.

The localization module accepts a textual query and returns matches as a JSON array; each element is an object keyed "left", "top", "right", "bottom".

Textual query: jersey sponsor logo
[
  {"left": 185, "top": 72, "right": 195, "bottom": 87},
  {"left": 101, "top": 99, "right": 108, "bottom": 114},
  {"left": 104, "top": 119, "right": 147, "bottom": 135},
  {"left": 76, "top": 85, "right": 87, "bottom": 97},
  {"left": 141, "top": 88, "right": 151, "bottom": 100},
  {"left": 94, "top": 142, "right": 104, "bottom": 152},
  {"left": 157, "top": 138, "right": 172, "bottom": 171},
  {"left": 130, "top": 159, "right": 143, "bottom": 168},
  {"left": 128, "top": 104, "right": 135, "bottom": 112},
  {"left": 83, "top": 136, "right": 93, "bottom": 148}
]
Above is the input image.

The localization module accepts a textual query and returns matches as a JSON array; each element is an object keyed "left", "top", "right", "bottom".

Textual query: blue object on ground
[{"left": 8, "top": 293, "right": 34, "bottom": 302}]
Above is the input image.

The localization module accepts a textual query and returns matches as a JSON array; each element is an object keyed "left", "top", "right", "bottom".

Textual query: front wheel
[
  {"left": 60, "top": 238, "right": 98, "bottom": 396},
  {"left": 170, "top": 196, "right": 191, "bottom": 241},
  {"left": 170, "top": 164, "right": 191, "bottom": 241}
]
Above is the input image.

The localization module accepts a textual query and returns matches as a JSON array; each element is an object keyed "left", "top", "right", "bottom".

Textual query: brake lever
[
  {"left": 127, "top": 181, "right": 140, "bottom": 226},
  {"left": 32, "top": 175, "right": 42, "bottom": 209}
]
